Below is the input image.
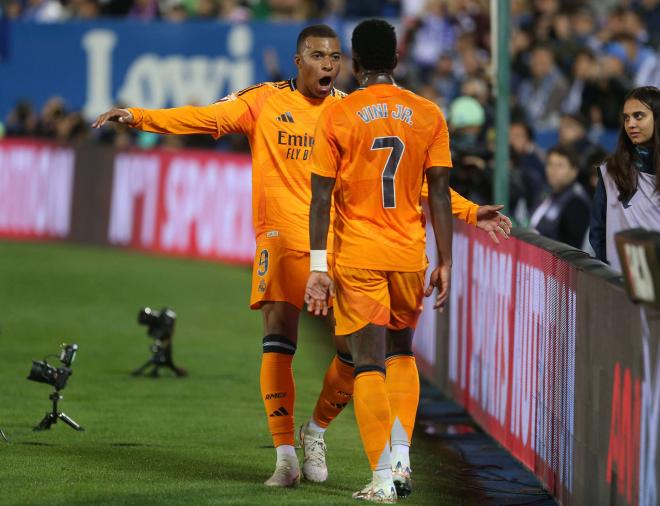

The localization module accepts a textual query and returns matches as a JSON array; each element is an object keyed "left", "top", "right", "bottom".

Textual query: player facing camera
[
  {"left": 133, "top": 307, "right": 187, "bottom": 377},
  {"left": 27, "top": 343, "right": 78, "bottom": 391}
]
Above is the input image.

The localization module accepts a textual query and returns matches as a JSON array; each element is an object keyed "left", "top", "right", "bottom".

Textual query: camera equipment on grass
[
  {"left": 133, "top": 307, "right": 187, "bottom": 378},
  {"left": 27, "top": 343, "right": 83, "bottom": 432}
]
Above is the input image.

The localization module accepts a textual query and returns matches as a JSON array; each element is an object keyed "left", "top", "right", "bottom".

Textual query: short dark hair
[
  {"left": 351, "top": 19, "right": 397, "bottom": 71},
  {"left": 548, "top": 145, "right": 579, "bottom": 170},
  {"left": 296, "top": 24, "right": 338, "bottom": 53}
]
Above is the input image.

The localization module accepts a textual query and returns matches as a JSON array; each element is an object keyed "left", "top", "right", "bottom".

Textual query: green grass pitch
[{"left": 0, "top": 240, "right": 479, "bottom": 505}]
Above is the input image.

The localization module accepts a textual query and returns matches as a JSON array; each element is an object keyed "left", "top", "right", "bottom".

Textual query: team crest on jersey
[
  {"left": 258, "top": 279, "right": 267, "bottom": 293},
  {"left": 215, "top": 93, "right": 237, "bottom": 103},
  {"left": 257, "top": 249, "right": 269, "bottom": 276}
]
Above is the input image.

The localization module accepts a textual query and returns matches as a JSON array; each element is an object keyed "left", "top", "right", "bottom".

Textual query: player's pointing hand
[{"left": 92, "top": 108, "right": 134, "bottom": 129}]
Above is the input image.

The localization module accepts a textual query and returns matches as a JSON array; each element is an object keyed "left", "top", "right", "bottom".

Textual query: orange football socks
[
  {"left": 260, "top": 335, "right": 297, "bottom": 447},
  {"left": 386, "top": 353, "right": 419, "bottom": 466},
  {"left": 354, "top": 367, "right": 392, "bottom": 471},
  {"left": 312, "top": 353, "right": 354, "bottom": 428}
]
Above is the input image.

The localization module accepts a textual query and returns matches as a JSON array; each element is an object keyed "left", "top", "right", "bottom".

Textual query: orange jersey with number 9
[{"left": 312, "top": 83, "right": 452, "bottom": 271}]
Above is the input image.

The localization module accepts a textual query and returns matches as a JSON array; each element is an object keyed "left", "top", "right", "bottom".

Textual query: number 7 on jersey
[{"left": 371, "top": 136, "right": 405, "bottom": 208}]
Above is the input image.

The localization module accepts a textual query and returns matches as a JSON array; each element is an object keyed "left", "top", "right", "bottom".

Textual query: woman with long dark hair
[{"left": 590, "top": 86, "right": 660, "bottom": 272}]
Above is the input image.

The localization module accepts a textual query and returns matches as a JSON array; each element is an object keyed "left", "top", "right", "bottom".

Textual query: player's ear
[{"left": 294, "top": 53, "right": 302, "bottom": 68}]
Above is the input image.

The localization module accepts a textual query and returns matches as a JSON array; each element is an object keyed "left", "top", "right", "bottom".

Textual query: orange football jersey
[
  {"left": 128, "top": 80, "right": 345, "bottom": 252},
  {"left": 312, "top": 83, "right": 453, "bottom": 271}
]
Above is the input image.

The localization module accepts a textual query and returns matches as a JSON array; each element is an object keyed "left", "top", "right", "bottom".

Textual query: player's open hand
[
  {"left": 476, "top": 205, "right": 512, "bottom": 244},
  {"left": 305, "top": 272, "right": 334, "bottom": 317},
  {"left": 92, "top": 108, "right": 134, "bottom": 129},
  {"left": 425, "top": 264, "right": 451, "bottom": 311}
]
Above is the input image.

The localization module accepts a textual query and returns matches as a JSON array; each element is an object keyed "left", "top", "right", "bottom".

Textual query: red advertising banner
[
  {"left": 0, "top": 139, "right": 75, "bottom": 240},
  {"left": 448, "top": 220, "right": 576, "bottom": 502},
  {"left": 107, "top": 149, "right": 254, "bottom": 264}
]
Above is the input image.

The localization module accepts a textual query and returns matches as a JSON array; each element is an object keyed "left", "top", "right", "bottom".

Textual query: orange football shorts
[
  {"left": 332, "top": 264, "right": 426, "bottom": 336},
  {"left": 250, "top": 234, "right": 334, "bottom": 311}
]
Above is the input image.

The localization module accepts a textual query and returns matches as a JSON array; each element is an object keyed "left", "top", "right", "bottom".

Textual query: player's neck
[{"left": 359, "top": 71, "right": 395, "bottom": 87}]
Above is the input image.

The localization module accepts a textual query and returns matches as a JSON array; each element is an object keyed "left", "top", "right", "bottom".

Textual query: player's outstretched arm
[
  {"left": 476, "top": 205, "right": 512, "bottom": 244},
  {"left": 426, "top": 166, "right": 453, "bottom": 311},
  {"left": 305, "top": 173, "right": 336, "bottom": 317},
  {"left": 93, "top": 103, "right": 229, "bottom": 136},
  {"left": 449, "top": 188, "right": 512, "bottom": 244},
  {"left": 92, "top": 108, "right": 134, "bottom": 128}
]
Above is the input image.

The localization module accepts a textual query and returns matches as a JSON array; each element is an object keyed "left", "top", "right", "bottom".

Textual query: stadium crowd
[{"left": 3, "top": 0, "right": 660, "bottom": 240}]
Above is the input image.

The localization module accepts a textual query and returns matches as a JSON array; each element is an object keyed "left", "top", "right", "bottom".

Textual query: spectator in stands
[
  {"left": 127, "top": 0, "right": 159, "bottom": 19},
  {"left": 557, "top": 113, "right": 606, "bottom": 196},
  {"left": 636, "top": 47, "right": 660, "bottom": 87},
  {"left": 509, "top": 119, "right": 546, "bottom": 218},
  {"left": 548, "top": 11, "right": 583, "bottom": 77},
  {"left": 517, "top": 44, "right": 569, "bottom": 130},
  {"left": 530, "top": 145, "right": 590, "bottom": 249},
  {"left": 5, "top": 100, "right": 38, "bottom": 137},
  {"left": 570, "top": 6, "right": 599, "bottom": 50},
  {"left": 429, "top": 53, "right": 460, "bottom": 109},
  {"left": 590, "top": 86, "right": 660, "bottom": 271},
  {"left": 402, "top": 0, "right": 458, "bottom": 82},
  {"left": 36, "top": 97, "right": 67, "bottom": 138},
  {"left": 72, "top": 0, "right": 101, "bottom": 18},
  {"left": 447, "top": 95, "right": 492, "bottom": 204},
  {"left": 562, "top": 48, "right": 596, "bottom": 116},
  {"left": 22, "top": 0, "right": 66, "bottom": 21},
  {"left": 581, "top": 48, "right": 631, "bottom": 131},
  {"left": 267, "top": 0, "right": 310, "bottom": 21},
  {"left": 636, "top": 0, "right": 660, "bottom": 47},
  {"left": 217, "top": 0, "right": 251, "bottom": 20}
]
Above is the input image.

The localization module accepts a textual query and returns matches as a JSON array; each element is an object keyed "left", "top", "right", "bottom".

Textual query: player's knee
[
  {"left": 386, "top": 327, "right": 414, "bottom": 355},
  {"left": 262, "top": 302, "right": 299, "bottom": 341},
  {"left": 337, "top": 351, "right": 354, "bottom": 368},
  {"left": 353, "top": 364, "right": 385, "bottom": 378},
  {"left": 262, "top": 334, "right": 297, "bottom": 355}
]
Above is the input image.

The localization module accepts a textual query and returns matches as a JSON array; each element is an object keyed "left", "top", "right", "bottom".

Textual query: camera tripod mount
[
  {"left": 132, "top": 337, "right": 187, "bottom": 378},
  {"left": 33, "top": 390, "right": 84, "bottom": 432}
]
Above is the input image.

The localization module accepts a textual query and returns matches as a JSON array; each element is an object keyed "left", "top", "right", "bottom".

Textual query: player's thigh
[
  {"left": 333, "top": 264, "right": 390, "bottom": 336},
  {"left": 250, "top": 237, "right": 308, "bottom": 311},
  {"left": 387, "top": 269, "right": 426, "bottom": 331}
]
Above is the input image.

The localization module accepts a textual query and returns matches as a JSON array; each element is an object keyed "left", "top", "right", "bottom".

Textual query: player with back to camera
[
  {"left": 305, "top": 19, "right": 456, "bottom": 502},
  {"left": 93, "top": 24, "right": 511, "bottom": 490}
]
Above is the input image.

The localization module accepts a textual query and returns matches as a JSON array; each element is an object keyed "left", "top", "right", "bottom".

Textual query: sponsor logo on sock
[
  {"left": 265, "top": 392, "right": 286, "bottom": 400},
  {"left": 269, "top": 406, "right": 289, "bottom": 417},
  {"left": 338, "top": 390, "right": 352, "bottom": 398},
  {"left": 331, "top": 402, "right": 348, "bottom": 409}
]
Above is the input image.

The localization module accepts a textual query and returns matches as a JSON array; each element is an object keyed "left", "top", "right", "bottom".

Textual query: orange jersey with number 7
[{"left": 312, "top": 83, "right": 452, "bottom": 271}]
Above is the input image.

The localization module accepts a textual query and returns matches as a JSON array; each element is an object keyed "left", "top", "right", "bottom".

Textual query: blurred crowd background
[{"left": 3, "top": 0, "right": 660, "bottom": 240}]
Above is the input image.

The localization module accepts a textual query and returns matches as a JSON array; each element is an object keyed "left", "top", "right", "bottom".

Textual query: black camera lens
[{"left": 138, "top": 307, "right": 159, "bottom": 326}]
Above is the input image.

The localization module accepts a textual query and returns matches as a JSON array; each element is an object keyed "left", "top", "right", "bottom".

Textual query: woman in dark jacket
[
  {"left": 589, "top": 86, "right": 660, "bottom": 272},
  {"left": 530, "top": 145, "right": 590, "bottom": 248}
]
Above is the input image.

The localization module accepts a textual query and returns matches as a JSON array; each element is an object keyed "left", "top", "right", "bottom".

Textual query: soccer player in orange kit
[
  {"left": 305, "top": 19, "right": 461, "bottom": 502},
  {"left": 93, "top": 24, "right": 511, "bottom": 491}
]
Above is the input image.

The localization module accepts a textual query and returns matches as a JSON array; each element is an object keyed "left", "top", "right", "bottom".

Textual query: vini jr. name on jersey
[{"left": 356, "top": 103, "right": 413, "bottom": 126}]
